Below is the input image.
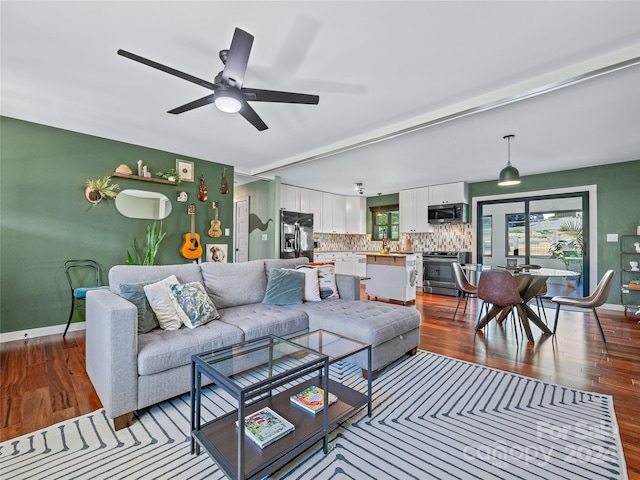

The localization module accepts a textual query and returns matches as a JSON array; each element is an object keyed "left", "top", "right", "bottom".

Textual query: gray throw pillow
[
  {"left": 119, "top": 282, "right": 159, "bottom": 334},
  {"left": 262, "top": 269, "right": 305, "bottom": 305}
]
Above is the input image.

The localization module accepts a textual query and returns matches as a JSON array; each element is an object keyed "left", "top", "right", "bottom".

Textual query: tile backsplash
[{"left": 315, "top": 223, "right": 473, "bottom": 252}]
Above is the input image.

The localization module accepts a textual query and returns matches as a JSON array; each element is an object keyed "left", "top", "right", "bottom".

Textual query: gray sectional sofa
[{"left": 85, "top": 258, "right": 420, "bottom": 429}]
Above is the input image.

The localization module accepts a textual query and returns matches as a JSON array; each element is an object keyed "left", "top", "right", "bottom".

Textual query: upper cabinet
[
  {"left": 428, "top": 182, "right": 468, "bottom": 205},
  {"left": 321, "top": 192, "right": 346, "bottom": 233},
  {"left": 345, "top": 197, "right": 366, "bottom": 234},
  {"left": 280, "top": 184, "right": 301, "bottom": 211},
  {"left": 280, "top": 185, "right": 365, "bottom": 234},
  {"left": 399, "top": 186, "right": 432, "bottom": 233},
  {"left": 306, "top": 189, "right": 323, "bottom": 232}
]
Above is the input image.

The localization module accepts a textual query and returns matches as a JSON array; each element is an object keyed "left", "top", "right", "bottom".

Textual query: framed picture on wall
[
  {"left": 176, "top": 159, "right": 195, "bottom": 182},
  {"left": 206, "top": 244, "right": 227, "bottom": 263}
]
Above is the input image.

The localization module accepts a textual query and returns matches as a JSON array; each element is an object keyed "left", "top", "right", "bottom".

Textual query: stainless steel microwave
[{"left": 427, "top": 203, "right": 468, "bottom": 223}]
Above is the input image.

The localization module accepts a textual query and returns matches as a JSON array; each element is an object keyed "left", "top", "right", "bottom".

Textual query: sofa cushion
[
  {"left": 264, "top": 257, "right": 310, "bottom": 273},
  {"left": 109, "top": 264, "right": 203, "bottom": 295},
  {"left": 218, "top": 303, "right": 309, "bottom": 341},
  {"left": 169, "top": 282, "right": 220, "bottom": 328},
  {"left": 290, "top": 299, "right": 421, "bottom": 347},
  {"left": 137, "top": 321, "right": 245, "bottom": 375},
  {"left": 201, "top": 260, "right": 267, "bottom": 309},
  {"left": 119, "top": 282, "right": 159, "bottom": 334},
  {"left": 262, "top": 269, "right": 305, "bottom": 305}
]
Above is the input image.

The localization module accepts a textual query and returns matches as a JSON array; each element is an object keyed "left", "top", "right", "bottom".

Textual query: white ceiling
[{"left": 2, "top": 1, "right": 639, "bottom": 196}]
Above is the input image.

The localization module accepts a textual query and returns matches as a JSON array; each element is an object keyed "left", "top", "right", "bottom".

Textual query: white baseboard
[{"left": 0, "top": 322, "right": 86, "bottom": 343}]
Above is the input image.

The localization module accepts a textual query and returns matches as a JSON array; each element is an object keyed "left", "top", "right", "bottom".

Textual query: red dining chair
[
  {"left": 476, "top": 269, "right": 524, "bottom": 342},
  {"left": 551, "top": 270, "right": 615, "bottom": 346}
]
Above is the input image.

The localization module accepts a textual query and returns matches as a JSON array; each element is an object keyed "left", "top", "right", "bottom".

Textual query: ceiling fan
[{"left": 118, "top": 28, "right": 319, "bottom": 131}]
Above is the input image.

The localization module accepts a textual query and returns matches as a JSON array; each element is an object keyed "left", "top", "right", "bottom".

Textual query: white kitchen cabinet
[
  {"left": 428, "top": 182, "right": 469, "bottom": 205},
  {"left": 280, "top": 184, "right": 301, "bottom": 211},
  {"left": 307, "top": 189, "right": 323, "bottom": 232},
  {"left": 299, "top": 188, "right": 311, "bottom": 214},
  {"left": 340, "top": 252, "right": 354, "bottom": 275},
  {"left": 321, "top": 193, "right": 346, "bottom": 233},
  {"left": 399, "top": 186, "right": 432, "bottom": 233},
  {"left": 354, "top": 254, "right": 367, "bottom": 278},
  {"left": 345, "top": 197, "right": 366, "bottom": 234}
]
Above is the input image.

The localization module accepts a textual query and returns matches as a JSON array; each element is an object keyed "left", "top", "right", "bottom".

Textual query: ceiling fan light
[{"left": 214, "top": 92, "right": 242, "bottom": 113}]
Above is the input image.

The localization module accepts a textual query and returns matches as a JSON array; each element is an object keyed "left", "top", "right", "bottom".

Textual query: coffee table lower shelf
[{"left": 192, "top": 377, "right": 368, "bottom": 480}]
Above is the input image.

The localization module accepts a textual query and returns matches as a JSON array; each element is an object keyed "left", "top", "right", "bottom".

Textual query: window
[
  {"left": 371, "top": 205, "right": 399, "bottom": 241},
  {"left": 482, "top": 215, "right": 492, "bottom": 256}
]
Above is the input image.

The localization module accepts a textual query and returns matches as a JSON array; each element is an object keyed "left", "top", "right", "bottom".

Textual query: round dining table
[{"left": 468, "top": 266, "right": 581, "bottom": 342}]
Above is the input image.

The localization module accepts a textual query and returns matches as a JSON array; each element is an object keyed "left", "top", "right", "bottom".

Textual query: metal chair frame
[
  {"left": 451, "top": 263, "right": 478, "bottom": 321},
  {"left": 63, "top": 259, "right": 102, "bottom": 337},
  {"left": 552, "top": 269, "right": 615, "bottom": 346}
]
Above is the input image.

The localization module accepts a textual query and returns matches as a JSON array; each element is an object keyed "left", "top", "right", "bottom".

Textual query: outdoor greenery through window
[
  {"left": 371, "top": 206, "right": 399, "bottom": 241},
  {"left": 505, "top": 210, "right": 583, "bottom": 259}
]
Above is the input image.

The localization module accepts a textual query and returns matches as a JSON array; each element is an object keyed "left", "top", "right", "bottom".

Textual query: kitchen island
[{"left": 365, "top": 253, "right": 421, "bottom": 304}]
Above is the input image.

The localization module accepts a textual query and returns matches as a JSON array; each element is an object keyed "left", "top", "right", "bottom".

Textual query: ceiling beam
[{"left": 251, "top": 45, "right": 640, "bottom": 177}]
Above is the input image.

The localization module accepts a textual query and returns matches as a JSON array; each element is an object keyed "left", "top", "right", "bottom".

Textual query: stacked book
[
  {"left": 290, "top": 386, "right": 338, "bottom": 414},
  {"left": 242, "top": 407, "right": 295, "bottom": 449}
]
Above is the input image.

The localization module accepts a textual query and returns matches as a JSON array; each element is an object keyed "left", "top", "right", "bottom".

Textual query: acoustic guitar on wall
[
  {"left": 180, "top": 204, "right": 203, "bottom": 260},
  {"left": 208, "top": 202, "right": 222, "bottom": 238}
]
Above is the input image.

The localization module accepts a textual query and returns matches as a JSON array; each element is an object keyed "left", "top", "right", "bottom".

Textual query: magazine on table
[
  {"left": 240, "top": 407, "right": 295, "bottom": 448},
  {"left": 290, "top": 385, "right": 338, "bottom": 414}
]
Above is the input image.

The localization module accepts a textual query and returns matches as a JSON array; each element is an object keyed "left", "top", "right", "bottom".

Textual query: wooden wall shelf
[{"left": 112, "top": 173, "right": 179, "bottom": 186}]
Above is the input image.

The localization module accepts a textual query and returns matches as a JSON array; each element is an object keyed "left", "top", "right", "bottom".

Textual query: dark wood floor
[{"left": 1, "top": 291, "right": 639, "bottom": 477}]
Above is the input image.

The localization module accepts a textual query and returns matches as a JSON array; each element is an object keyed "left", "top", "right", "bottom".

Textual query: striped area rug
[{"left": 0, "top": 351, "right": 627, "bottom": 479}]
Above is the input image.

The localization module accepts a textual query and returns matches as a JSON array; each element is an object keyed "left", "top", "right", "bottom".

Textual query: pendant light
[{"left": 498, "top": 134, "right": 521, "bottom": 186}]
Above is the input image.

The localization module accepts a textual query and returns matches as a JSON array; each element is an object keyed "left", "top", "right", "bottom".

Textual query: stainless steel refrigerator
[{"left": 280, "top": 211, "right": 314, "bottom": 261}]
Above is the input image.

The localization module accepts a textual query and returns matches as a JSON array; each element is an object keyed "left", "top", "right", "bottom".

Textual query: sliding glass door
[{"left": 478, "top": 192, "right": 589, "bottom": 298}]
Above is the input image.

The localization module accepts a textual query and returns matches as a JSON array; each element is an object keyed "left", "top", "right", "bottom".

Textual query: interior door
[{"left": 234, "top": 197, "right": 249, "bottom": 263}]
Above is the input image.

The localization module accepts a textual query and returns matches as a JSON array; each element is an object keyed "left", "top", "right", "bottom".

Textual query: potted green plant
[
  {"left": 85, "top": 176, "right": 119, "bottom": 204},
  {"left": 127, "top": 221, "right": 166, "bottom": 265},
  {"left": 156, "top": 168, "right": 181, "bottom": 183}
]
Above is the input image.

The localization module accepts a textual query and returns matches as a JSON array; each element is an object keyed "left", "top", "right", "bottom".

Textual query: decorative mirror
[{"left": 115, "top": 189, "right": 172, "bottom": 220}]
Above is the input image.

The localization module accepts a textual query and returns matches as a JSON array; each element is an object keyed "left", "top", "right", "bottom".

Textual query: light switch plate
[
  {"left": 224, "top": 228, "right": 230, "bottom": 236},
  {"left": 606, "top": 234, "right": 618, "bottom": 242},
  {"left": 262, "top": 234, "right": 268, "bottom": 241}
]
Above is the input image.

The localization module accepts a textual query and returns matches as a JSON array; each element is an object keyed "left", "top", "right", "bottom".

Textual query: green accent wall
[
  {"left": 234, "top": 179, "right": 279, "bottom": 260},
  {"left": 0, "top": 117, "right": 234, "bottom": 334},
  {"left": 469, "top": 159, "right": 640, "bottom": 304}
]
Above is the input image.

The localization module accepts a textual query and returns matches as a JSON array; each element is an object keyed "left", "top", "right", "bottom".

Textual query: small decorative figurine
[{"left": 634, "top": 242, "right": 640, "bottom": 253}]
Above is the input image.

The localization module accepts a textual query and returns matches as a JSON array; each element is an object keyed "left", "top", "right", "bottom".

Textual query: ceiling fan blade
[
  {"left": 118, "top": 49, "right": 216, "bottom": 90},
  {"left": 168, "top": 93, "right": 217, "bottom": 114},
  {"left": 221, "top": 28, "right": 254, "bottom": 88},
  {"left": 238, "top": 101, "right": 268, "bottom": 131},
  {"left": 242, "top": 88, "right": 319, "bottom": 104}
]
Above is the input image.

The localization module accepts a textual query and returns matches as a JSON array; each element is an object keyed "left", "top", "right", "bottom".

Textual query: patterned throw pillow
[
  {"left": 169, "top": 282, "right": 220, "bottom": 329},
  {"left": 306, "top": 263, "right": 340, "bottom": 299},
  {"left": 262, "top": 268, "right": 305, "bottom": 305}
]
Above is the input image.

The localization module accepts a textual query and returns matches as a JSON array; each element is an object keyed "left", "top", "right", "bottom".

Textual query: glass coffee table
[{"left": 190, "top": 331, "right": 371, "bottom": 480}]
